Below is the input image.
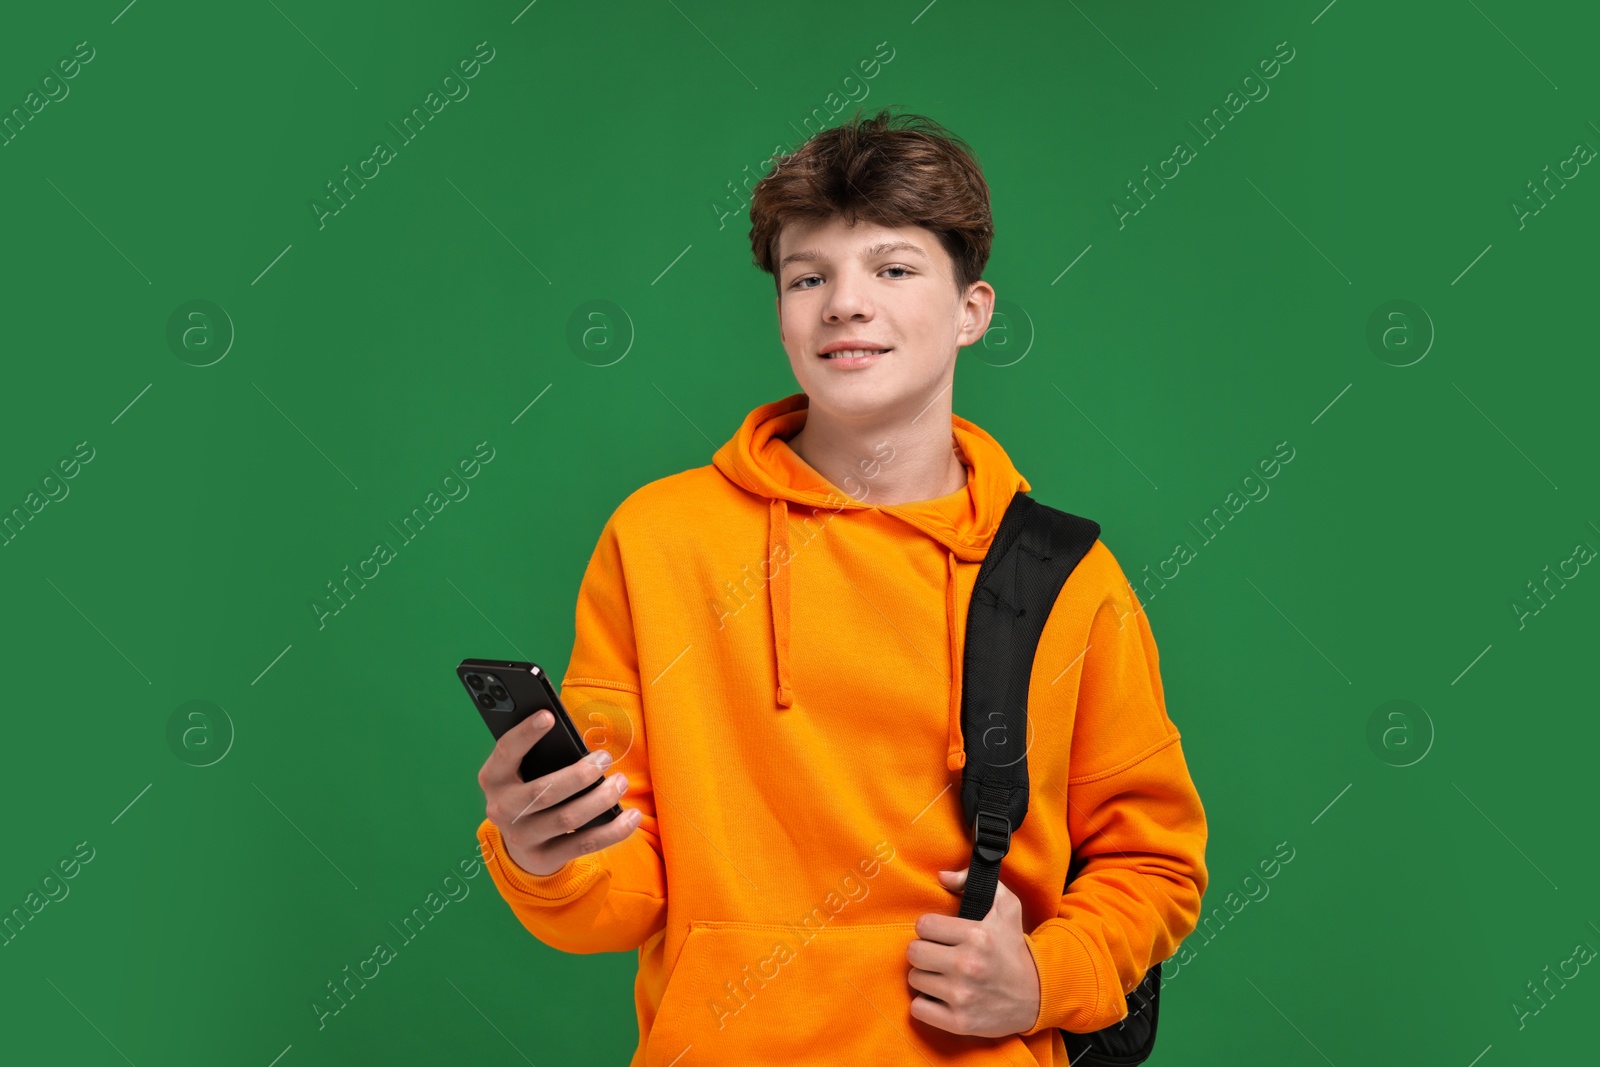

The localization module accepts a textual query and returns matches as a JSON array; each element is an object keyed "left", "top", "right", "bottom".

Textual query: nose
[{"left": 824, "top": 268, "right": 874, "bottom": 322}]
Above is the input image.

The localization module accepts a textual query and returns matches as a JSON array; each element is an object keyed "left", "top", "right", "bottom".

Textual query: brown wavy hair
[{"left": 748, "top": 106, "right": 994, "bottom": 296}]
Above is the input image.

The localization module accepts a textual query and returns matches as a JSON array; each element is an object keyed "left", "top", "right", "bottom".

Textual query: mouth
[{"left": 818, "top": 347, "right": 892, "bottom": 366}]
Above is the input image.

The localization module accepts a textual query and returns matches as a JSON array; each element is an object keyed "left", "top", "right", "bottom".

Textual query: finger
[
  {"left": 938, "top": 868, "right": 968, "bottom": 892},
  {"left": 986, "top": 876, "right": 1024, "bottom": 923},
  {"left": 908, "top": 991, "right": 964, "bottom": 1034},
  {"left": 905, "top": 937, "right": 961, "bottom": 976},
  {"left": 511, "top": 751, "right": 616, "bottom": 823},
  {"left": 539, "top": 803, "right": 642, "bottom": 868},
  {"left": 479, "top": 709, "right": 556, "bottom": 791},
  {"left": 905, "top": 966, "right": 957, "bottom": 1005},
  {"left": 914, "top": 911, "right": 975, "bottom": 946},
  {"left": 495, "top": 775, "right": 629, "bottom": 866},
  {"left": 536, "top": 768, "right": 631, "bottom": 836}
]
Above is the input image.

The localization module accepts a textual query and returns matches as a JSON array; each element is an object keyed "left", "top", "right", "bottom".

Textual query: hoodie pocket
[{"left": 645, "top": 919, "right": 1038, "bottom": 1067}]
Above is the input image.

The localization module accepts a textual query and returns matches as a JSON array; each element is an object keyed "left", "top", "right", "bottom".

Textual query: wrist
[{"left": 511, "top": 846, "right": 567, "bottom": 878}]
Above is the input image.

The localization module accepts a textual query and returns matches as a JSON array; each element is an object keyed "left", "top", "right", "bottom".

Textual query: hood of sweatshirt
[{"left": 712, "top": 392, "right": 1031, "bottom": 766}]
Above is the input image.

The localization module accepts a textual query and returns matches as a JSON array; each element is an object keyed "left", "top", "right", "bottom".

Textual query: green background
[{"left": 2, "top": 1, "right": 1595, "bottom": 1063}]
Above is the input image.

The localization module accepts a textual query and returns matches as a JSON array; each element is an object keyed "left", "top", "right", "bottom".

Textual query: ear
[{"left": 955, "top": 281, "right": 996, "bottom": 349}]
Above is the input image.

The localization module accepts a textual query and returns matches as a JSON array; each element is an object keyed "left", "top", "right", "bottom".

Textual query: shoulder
[
  {"left": 1029, "top": 501, "right": 1133, "bottom": 604},
  {"left": 1048, "top": 539, "right": 1137, "bottom": 626},
  {"left": 1030, "top": 508, "right": 1146, "bottom": 635},
  {"left": 605, "top": 464, "right": 753, "bottom": 546},
  {"left": 1080, "top": 538, "right": 1134, "bottom": 594}
]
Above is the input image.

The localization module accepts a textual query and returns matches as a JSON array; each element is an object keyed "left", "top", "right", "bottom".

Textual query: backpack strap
[{"left": 957, "top": 491, "right": 1100, "bottom": 921}]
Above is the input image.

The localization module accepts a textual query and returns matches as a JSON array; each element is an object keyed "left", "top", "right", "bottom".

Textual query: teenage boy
[{"left": 476, "top": 107, "right": 1208, "bottom": 1066}]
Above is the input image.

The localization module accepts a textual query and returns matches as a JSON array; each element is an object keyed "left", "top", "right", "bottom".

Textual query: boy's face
[{"left": 773, "top": 216, "right": 994, "bottom": 423}]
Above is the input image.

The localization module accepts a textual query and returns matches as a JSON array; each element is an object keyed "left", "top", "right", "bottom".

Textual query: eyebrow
[{"left": 777, "top": 240, "right": 930, "bottom": 272}]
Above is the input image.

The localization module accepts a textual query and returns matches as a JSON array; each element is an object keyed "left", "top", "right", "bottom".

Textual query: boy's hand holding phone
[{"left": 478, "top": 708, "right": 641, "bottom": 877}]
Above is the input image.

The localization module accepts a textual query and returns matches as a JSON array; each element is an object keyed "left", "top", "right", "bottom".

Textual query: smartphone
[{"left": 459, "top": 658, "right": 622, "bottom": 833}]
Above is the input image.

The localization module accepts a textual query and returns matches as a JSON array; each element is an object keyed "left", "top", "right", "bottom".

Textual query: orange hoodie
[{"left": 476, "top": 392, "right": 1208, "bottom": 1066}]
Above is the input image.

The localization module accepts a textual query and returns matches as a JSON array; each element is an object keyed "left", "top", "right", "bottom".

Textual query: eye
[{"left": 788, "top": 265, "right": 913, "bottom": 289}]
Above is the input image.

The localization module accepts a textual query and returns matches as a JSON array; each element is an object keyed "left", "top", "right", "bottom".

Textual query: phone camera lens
[
  {"left": 476, "top": 692, "right": 495, "bottom": 710},
  {"left": 466, "top": 674, "right": 485, "bottom": 691},
  {"left": 489, "top": 685, "right": 508, "bottom": 702}
]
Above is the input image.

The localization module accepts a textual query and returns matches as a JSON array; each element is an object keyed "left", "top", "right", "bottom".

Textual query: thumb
[{"left": 987, "top": 872, "right": 1025, "bottom": 923}]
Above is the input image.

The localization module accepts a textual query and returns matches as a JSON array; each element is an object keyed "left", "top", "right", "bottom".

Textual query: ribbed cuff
[
  {"left": 477, "top": 818, "right": 603, "bottom": 902},
  {"left": 1019, "top": 922, "right": 1117, "bottom": 1036}
]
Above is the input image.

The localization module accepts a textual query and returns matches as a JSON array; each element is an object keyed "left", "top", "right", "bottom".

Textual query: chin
[{"left": 801, "top": 376, "right": 911, "bottom": 418}]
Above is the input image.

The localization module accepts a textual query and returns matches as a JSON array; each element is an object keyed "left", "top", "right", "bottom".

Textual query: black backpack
[{"left": 956, "top": 490, "right": 1163, "bottom": 1065}]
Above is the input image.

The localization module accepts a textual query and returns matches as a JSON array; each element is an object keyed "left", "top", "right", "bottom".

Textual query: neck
[{"left": 788, "top": 393, "right": 968, "bottom": 507}]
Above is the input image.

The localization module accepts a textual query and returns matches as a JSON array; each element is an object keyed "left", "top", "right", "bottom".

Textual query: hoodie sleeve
[
  {"left": 1020, "top": 548, "right": 1208, "bottom": 1036},
  {"left": 475, "top": 511, "right": 668, "bottom": 955}
]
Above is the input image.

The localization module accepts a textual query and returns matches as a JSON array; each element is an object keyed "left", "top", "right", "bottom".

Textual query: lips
[
  {"left": 816, "top": 348, "right": 891, "bottom": 370},
  {"left": 819, "top": 339, "right": 891, "bottom": 353},
  {"left": 816, "top": 339, "right": 893, "bottom": 370}
]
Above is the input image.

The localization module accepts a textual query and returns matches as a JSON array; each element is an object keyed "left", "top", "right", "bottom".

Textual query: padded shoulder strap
[{"left": 957, "top": 491, "right": 1100, "bottom": 920}]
